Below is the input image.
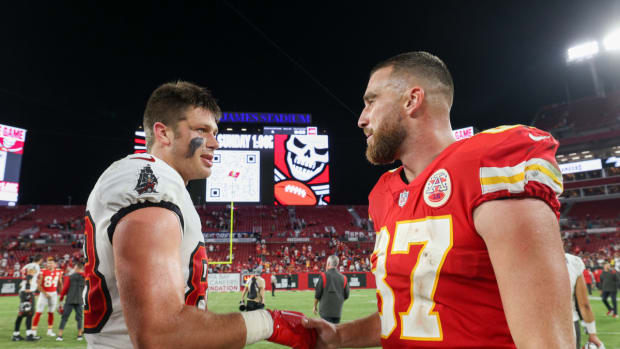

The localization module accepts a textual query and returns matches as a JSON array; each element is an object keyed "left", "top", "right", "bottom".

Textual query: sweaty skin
[{"left": 187, "top": 137, "right": 204, "bottom": 158}]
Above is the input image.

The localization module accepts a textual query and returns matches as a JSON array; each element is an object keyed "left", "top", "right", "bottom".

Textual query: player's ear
[
  {"left": 403, "top": 86, "right": 424, "bottom": 118},
  {"left": 153, "top": 122, "right": 173, "bottom": 147}
]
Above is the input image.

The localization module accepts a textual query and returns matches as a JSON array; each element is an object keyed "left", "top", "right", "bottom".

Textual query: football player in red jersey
[
  {"left": 32, "top": 257, "right": 63, "bottom": 337},
  {"left": 83, "top": 81, "right": 315, "bottom": 349},
  {"left": 304, "top": 52, "right": 574, "bottom": 348}
]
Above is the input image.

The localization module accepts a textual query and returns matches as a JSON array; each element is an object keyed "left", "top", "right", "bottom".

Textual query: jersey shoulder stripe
[{"left": 480, "top": 158, "right": 563, "bottom": 196}]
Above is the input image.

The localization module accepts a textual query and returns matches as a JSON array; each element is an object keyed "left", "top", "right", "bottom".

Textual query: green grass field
[{"left": 0, "top": 290, "right": 617, "bottom": 348}]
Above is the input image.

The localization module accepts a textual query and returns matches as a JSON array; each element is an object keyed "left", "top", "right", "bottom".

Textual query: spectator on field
[
  {"left": 593, "top": 267, "right": 603, "bottom": 290},
  {"left": 271, "top": 273, "right": 277, "bottom": 297},
  {"left": 600, "top": 262, "right": 619, "bottom": 318},
  {"left": 56, "top": 262, "right": 85, "bottom": 341},
  {"left": 583, "top": 268, "right": 594, "bottom": 295},
  {"left": 313, "top": 255, "right": 349, "bottom": 324}
]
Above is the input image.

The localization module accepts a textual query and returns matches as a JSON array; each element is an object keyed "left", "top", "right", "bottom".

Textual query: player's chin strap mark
[{"left": 187, "top": 137, "right": 204, "bottom": 158}]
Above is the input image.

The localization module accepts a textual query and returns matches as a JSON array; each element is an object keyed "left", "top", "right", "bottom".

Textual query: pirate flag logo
[{"left": 135, "top": 165, "right": 158, "bottom": 195}]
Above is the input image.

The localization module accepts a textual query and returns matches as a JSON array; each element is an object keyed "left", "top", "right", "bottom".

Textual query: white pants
[{"left": 36, "top": 291, "right": 58, "bottom": 313}]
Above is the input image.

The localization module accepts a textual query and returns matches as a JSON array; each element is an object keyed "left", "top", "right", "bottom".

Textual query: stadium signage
[
  {"left": 220, "top": 112, "right": 311, "bottom": 125},
  {"left": 207, "top": 273, "right": 240, "bottom": 292},
  {"left": 286, "top": 237, "right": 310, "bottom": 243},
  {"left": 0, "top": 124, "right": 26, "bottom": 142},
  {"left": 452, "top": 126, "right": 474, "bottom": 141},
  {"left": 273, "top": 274, "right": 298, "bottom": 289},
  {"left": 605, "top": 157, "right": 620, "bottom": 167},
  {"left": 559, "top": 159, "right": 602, "bottom": 174},
  {"left": 216, "top": 134, "right": 274, "bottom": 150},
  {"left": 0, "top": 278, "right": 20, "bottom": 295},
  {"left": 344, "top": 273, "right": 367, "bottom": 288}
]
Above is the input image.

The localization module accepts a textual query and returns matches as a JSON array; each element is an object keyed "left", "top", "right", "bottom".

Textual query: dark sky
[{"left": 1, "top": 1, "right": 619, "bottom": 205}]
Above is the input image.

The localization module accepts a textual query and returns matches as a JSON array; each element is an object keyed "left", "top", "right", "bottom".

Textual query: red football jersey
[
  {"left": 369, "top": 125, "right": 562, "bottom": 348},
  {"left": 41, "top": 268, "right": 63, "bottom": 292}
]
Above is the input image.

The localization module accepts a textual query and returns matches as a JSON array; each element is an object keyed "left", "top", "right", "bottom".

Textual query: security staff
[{"left": 313, "top": 255, "right": 349, "bottom": 324}]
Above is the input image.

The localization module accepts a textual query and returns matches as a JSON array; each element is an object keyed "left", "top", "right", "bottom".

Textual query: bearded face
[{"left": 365, "top": 107, "right": 406, "bottom": 165}]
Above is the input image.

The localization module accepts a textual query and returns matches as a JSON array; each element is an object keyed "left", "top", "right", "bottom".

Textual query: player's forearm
[
  {"left": 130, "top": 306, "right": 247, "bottom": 349},
  {"left": 336, "top": 312, "right": 381, "bottom": 347}
]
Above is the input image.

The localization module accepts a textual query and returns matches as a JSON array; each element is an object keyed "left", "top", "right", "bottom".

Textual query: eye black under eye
[{"left": 294, "top": 138, "right": 305, "bottom": 148}]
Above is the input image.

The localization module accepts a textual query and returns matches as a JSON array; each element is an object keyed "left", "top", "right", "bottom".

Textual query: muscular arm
[
  {"left": 474, "top": 198, "right": 574, "bottom": 348},
  {"left": 575, "top": 275, "right": 594, "bottom": 322},
  {"left": 113, "top": 207, "right": 247, "bottom": 349}
]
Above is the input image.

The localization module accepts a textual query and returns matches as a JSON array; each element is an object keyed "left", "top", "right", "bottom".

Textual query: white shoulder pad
[
  {"left": 94, "top": 154, "right": 188, "bottom": 240},
  {"left": 565, "top": 253, "right": 586, "bottom": 281}
]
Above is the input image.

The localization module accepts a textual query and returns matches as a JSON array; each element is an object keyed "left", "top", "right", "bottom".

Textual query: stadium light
[
  {"left": 603, "top": 28, "right": 620, "bottom": 51},
  {"left": 567, "top": 41, "right": 600, "bottom": 62}
]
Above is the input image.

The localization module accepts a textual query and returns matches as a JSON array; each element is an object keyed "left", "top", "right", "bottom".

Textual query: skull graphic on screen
[{"left": 285, "top": 135, "right": 329, "bottom": 182}]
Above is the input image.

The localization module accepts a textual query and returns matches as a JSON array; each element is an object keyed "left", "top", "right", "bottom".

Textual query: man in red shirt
[
  {"left": 583, "top": 268, "right": 594, "bottom": 295},
  {"left": 304, "top": 51, "right": 573, "bottom": 348},
  {"left": 594, "top": 267, "right": 603, "bottom": 290},
  {"left": 33, "top": 257, "right": 63, "bottom": 337}
]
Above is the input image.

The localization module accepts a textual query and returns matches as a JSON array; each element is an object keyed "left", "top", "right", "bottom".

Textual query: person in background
[
  {"left": 12, "top": 275, "right": 38, "bottom": 342},
  {"left": 271, "top": 273, "right": 277, "bottom": 297},
  {"left": 56, "top": 262, "right": 85, "bottom": 341},
  {"left": 583, "top": 268, "right": 594, "bottom": 295},
  {"left": 241, "top": 273, "right": 266, "bottom": 311},
  {"left": 313, "top": 255, "right": 349, "bottom": 324},
  {"left": 566, "top": 253, "right": 604, "bottom": 348},
  {"left": 600, "top": 262, "right": 619, "bottom": 318},
  {"left": 594, "top": 267, "right": 603, "bottom": 290}
]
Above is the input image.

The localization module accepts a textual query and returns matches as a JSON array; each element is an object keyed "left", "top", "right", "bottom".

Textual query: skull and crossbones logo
[{"left": 285, "top": 135, "right": 329, "bottom": 182}]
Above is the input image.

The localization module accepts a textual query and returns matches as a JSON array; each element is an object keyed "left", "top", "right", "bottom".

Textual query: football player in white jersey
[
  {"left": 565, "top": 253, "right": 605, "bottom": 349},
  {"left": 84, "top": 81, "right": 316, "bottom": 349},
  {"left": 20, "top": 254, "right": 43, "bottom": 291}
]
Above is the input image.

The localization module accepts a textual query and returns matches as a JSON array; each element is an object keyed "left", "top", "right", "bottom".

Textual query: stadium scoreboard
[
  {"left": 0, "top": 124, "right": 26, "bottom": 206},
  {"left": 135, "top": 126, "right": 330, "bottom": 205}
]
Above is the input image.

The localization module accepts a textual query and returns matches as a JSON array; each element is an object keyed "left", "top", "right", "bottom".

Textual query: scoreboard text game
[{"left": 0, "top": 124, "right": 27, "bottom": 206}]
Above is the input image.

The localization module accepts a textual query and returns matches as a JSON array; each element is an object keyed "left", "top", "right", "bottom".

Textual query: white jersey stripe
[{"left": 480, "top": 158, "right": 562, "bottom": 196}]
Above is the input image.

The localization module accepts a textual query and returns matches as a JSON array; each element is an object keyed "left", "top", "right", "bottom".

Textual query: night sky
[{"left": 1, "top": 1, "right": 619, "bottom": 205}]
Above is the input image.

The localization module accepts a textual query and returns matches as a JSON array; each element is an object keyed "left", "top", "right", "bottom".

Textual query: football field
[{"left": 0, "top": 290, "right": 618, "bottom": 348}]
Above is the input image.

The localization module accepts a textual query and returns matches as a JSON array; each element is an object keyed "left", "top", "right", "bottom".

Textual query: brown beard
[{"left": 365, "top": 112, "right": 406, "bottom": 165}]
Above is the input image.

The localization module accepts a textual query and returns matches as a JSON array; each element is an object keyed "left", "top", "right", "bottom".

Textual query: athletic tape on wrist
[
  {"left": 240, "top": 309, "right": 274, "bottom": 345},
  {"left": 584, "top": 320, "right": 596, "bottom": 334}
]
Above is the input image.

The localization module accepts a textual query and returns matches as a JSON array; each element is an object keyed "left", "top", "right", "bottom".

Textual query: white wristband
[
  {"left": 584, "top": 320, "right": 596, "bottom": 334},
  {"left": 240, "top": 309, "right": 274, "bottom": 345}
]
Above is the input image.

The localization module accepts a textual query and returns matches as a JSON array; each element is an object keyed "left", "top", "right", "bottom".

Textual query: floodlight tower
[{"left": 567, "top": 41, "right": 605, "bottom": 97}]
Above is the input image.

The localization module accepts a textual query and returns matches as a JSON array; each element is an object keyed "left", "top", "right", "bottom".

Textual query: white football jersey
[
  {"left": 21, "top": 262, "right": 41, "bottom": 291},
  {"left": 565, "top": 253, "right": 585, "bottom": 322},
  {"left": 84, "top": 154, "right": 208, "bottom": 349}
]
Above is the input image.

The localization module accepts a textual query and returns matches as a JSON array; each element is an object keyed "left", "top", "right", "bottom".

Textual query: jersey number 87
[{"left": 373, "top": 215, "right": 453, "bottom": 341}]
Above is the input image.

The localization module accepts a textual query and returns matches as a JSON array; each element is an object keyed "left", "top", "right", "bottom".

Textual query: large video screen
[
  {"left": 206, "top": 150, "right": 261, "bottom": 202},
  {"left": 132, "top": 125, "right": 330, "bottom": 205},
  {"left": 0, "top": 124, "right": 27, "bottom": 206},
  {"left": 204, "top": 127, "right": 330, "bottom": 205}
]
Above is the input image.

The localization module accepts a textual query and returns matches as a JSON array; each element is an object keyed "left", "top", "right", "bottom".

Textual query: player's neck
[
  {"left": 399, "top": 122, "right": 455, "bottom": 183},
  {"left": 149, "top": 147, "right": 190, "bottom": 186}
]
